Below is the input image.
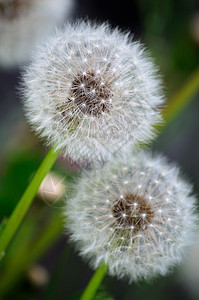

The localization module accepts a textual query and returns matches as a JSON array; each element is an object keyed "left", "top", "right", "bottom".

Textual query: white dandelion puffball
[
  {"left": 0, "top": 0, "right": 73, "bottom": 68},
  {"left": 22, "top": 21, "right": 164, "bottom": 165},
  {"left": 66, "top": 151, "right": 197, "bottom": 281}
]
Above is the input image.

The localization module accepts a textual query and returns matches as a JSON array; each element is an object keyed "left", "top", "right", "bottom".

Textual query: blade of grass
[
  {"left": 80, "top": 264, "right": 107, "bottom": 300},
  {"left": 0, "top": 146, "right": 60, "bottom": 257}
]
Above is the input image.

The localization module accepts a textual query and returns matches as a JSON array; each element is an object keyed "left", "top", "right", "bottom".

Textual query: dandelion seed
[
  {"left": 0, "top": 0, "right": 73, "bottom": 68},
  {"left": 65, "top": 151, "right": 197, "bottom": 282},
  {"left": 22, "top": 21, "right": 164, "bottom": 165}
]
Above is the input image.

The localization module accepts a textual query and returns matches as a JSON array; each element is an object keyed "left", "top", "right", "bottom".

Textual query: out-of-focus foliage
[
  {"left": 0, "top": 151, "right": 41, "bottom": 221},
  {"left": 138, "top": 0, "right": 199, "bottom": 92}
]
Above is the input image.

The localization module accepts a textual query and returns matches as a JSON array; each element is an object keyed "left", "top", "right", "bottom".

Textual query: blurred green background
[{"left": 0, "top": 0, "right": 199, "bottom": 299}]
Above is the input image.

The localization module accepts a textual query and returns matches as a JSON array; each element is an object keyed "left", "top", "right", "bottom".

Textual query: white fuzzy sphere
[
  {"left": 22, "top": 21, "right": 164, "bottom": 165},
  {"left": 65, "top": 151, "right": 197, "bottom": 282},
  {"left": 0, "top": 0, "right": 73, "bottom": 68}
]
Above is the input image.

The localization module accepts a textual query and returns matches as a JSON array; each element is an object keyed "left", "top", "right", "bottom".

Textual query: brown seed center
[
  {"left": 112, "top": 193, "right": 154, "bottom": 231},
  {"left": 70, "top": 70, "right": 113, "bottom": 116}
]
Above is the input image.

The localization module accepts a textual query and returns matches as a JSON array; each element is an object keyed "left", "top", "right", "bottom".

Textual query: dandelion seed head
[
  {"left": 65, "top": 151, "right": 197, "bottom": 282},
  {"left": 22, "top": 21, "right": 164, "bottom": 165}
]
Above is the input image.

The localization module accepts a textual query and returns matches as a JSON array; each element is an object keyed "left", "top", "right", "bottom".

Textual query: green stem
[
  {"left": 80, "top": 264, "right": 107, "bottom": 300},
  {"left": 0, "top": 146, "right": 60, "bottom": 257}
]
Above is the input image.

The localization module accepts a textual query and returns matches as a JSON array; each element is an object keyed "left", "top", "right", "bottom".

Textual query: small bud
[
  {"left": 27, "top": 264, "right": 49, "bottom": 288},
  {"left": 37, "top": 172, "right": 66, "bottom": 203}
]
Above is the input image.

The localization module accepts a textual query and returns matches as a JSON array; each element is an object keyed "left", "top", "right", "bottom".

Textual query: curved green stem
[
  {"left": 80, "top": 264, "right": 107, "bottom": 300},
  {"left": 0, "top": 146, "right": 60, "bottom": 257}
]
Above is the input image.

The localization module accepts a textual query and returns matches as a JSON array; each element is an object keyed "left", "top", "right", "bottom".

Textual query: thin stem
[
  {"left": 80, "top": 264, "right": 107, "bottom": 300},
  {"left": 0, "top": 146, "right": 60, "bottom": 257}
]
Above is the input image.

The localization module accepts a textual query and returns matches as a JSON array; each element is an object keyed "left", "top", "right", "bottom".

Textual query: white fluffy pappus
[
  {"left": 65, "top": 151, "right": 197, "bottom": 282},
  {"left": 22, "top": 21, "right": 164, "bottom": 165},
  {"left": 0, "top": 0, "right": 73, "bottom": 68}
]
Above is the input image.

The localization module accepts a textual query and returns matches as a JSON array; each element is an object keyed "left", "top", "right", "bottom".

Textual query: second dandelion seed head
[
  {"left": 0, "top": 0, "right": 73, "bottom": 68},
  {"left": 66, "top": 151, "right": 197, "bottom": 281}
]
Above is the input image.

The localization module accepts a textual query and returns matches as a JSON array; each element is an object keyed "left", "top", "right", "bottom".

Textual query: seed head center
[
  {"left": 112, "top": 193, "right": 154, "bottom": 231},
  {"left": 70, "top": 70, "right": 113, "bottom": 116}
]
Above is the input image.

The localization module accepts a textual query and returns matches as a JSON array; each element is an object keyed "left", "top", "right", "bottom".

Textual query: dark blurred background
[{"left": 0, "top": 0, "right": 199, "bottom": 299}]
